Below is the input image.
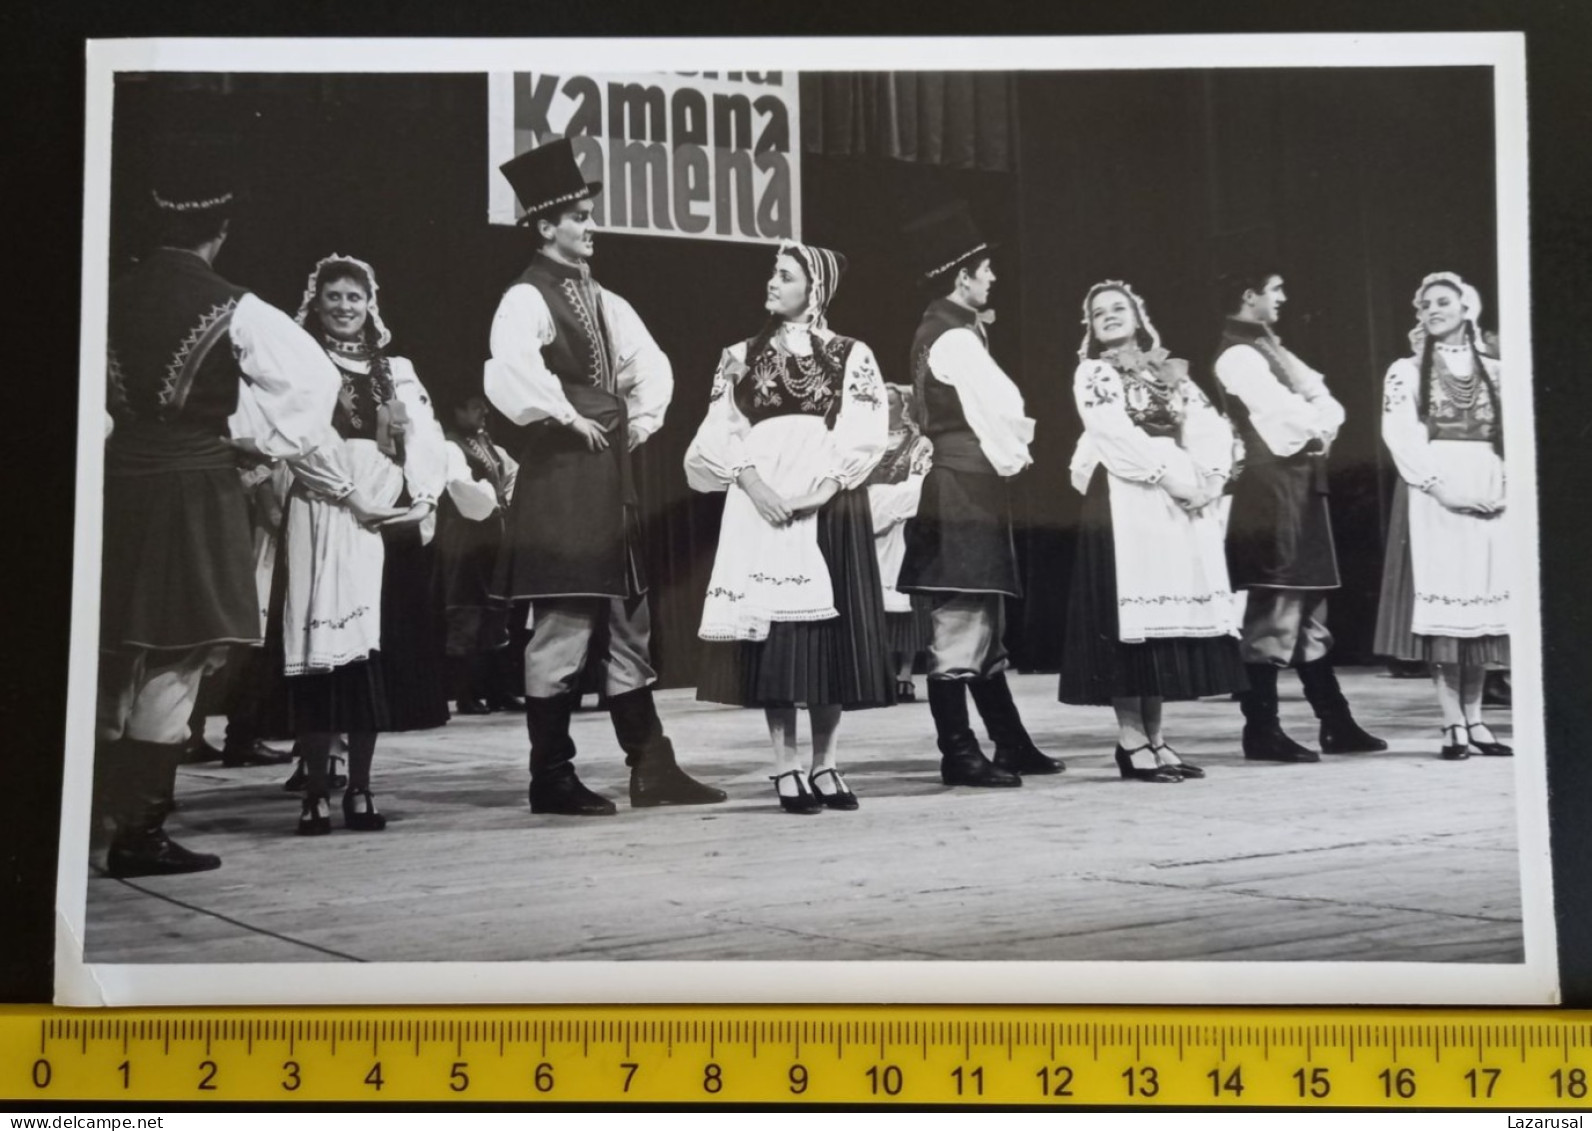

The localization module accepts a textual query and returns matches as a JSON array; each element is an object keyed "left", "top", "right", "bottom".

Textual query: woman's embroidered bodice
[
  {"left": 1426, "top": 347, "right": 1499, "bottom": 442},
  {"left": 329, "top": 354, "right": 388, "bottom": 441},
  {"left": 733, "top": 335, "right": 858, "bottom": 426},
  {"left": 1080, "top": 354, "right": 1190, "bottom": 439}
]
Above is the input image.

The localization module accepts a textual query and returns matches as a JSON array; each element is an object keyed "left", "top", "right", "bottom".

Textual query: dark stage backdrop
[{"left": 107, "top": 66, "right": 1494, "bottom": 687}]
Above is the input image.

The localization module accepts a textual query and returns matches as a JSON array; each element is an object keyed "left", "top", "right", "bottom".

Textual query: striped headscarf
[{"left": 778, "top": 239, "right": 848, "bottom": 331}]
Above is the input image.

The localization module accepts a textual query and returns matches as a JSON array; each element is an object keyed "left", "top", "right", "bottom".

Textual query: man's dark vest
[
  {"left": 107, "top": 248, "right": 250, "bottom": 435},
  {"left": 1214, "top": 317, "right": 1339, "bottom": 590},
  {"left": 911, "top": 298, "right": 997, "bottom": 475}
]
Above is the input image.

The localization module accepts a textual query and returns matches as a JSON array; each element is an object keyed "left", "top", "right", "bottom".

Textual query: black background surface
[{"left": 2, "top": 0, "right": 1588, "bottom": 1006}]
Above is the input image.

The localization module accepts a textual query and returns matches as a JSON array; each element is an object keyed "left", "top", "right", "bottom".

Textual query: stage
[{"left": 82, "top": 668, "right": 1522, "bottom": 966}]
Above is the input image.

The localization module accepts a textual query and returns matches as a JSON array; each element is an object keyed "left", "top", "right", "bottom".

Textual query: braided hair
[{"left": 1414, "top": 281, "right": 1503, "bottom": 458}]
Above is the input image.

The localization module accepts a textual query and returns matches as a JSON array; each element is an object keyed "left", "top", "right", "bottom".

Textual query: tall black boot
[
  {"left": 1297, "top": 657, "right": 1387, "bottom": 753},
  {"left": 525, "top": 693, "right": 615, "bottom": 816},
  {"left": 452, "top": 655, "right": 489, "bottom": 714},
  {"left": 929, "top": 679, "right": 1020, "bottom": 788},
  {"left": 969, "top": 673, "right": 1065, "bottom": 776},
  {"left": 1240, "top": 663, "right": 1319, "bottom": 763},
  {"left": 106, "top": 740, "right": 221, "bottom": 877},
  {"left": 608, "top": 687, "right": 726, "bottom": 808}
]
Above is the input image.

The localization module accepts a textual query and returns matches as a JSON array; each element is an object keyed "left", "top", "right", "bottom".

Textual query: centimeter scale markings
[{"left": 5, "top": 1007, "right": 1592, "bottom": 1107}]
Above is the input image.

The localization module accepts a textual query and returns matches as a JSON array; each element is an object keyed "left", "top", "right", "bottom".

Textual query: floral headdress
[{"left": 294, "top": 253, "right": 392, "bottom": 349}]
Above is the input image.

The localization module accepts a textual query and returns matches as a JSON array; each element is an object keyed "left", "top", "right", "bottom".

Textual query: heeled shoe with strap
[
  {"left": 771, "top": 769, "right": 823, "bottom": 814},
  {"left": 1439, "top": 724, "right": 1472, "bottom": 761},
  {"left": 1115, "top": 744, "right": 1182, "bottom": 783},
  {"left": 1466, "top": 722, "right": 1513, "bottom": 757},
  {"left": 342, "top": 788, "right": 388, "bottom": 832},
  {"left": 296, "top": 792, "right": 331, "bottom": 837},
  {"left": 1151, "top": 743, "right": 1205, "bottom": 780},
  {"left": 808, "top": 767, "right": 859, "bottom": 811}
]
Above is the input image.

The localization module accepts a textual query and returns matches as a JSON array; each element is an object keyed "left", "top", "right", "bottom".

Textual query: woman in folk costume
[
  {"left": 1059, "top": 281, "right": 1247, "bottom": 782},
  {"left": 1372, "top": 272, "right": 1511, "bottom": 760},
  {"left": 262, "top": 254, "right": 449, "bottom": 834},
  {"left": 865, "top": 384, "right": 935, "bottom": 701},
  {"left": 685, "top": 240, "right": 894, "bottom": 813}
]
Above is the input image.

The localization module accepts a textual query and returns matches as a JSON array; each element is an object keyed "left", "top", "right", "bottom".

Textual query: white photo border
[{"left": 58, "top": 32, "right": 1553, "bottom": 1006}]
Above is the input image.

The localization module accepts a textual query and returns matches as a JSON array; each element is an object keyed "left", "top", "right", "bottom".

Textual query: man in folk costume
[
  {"left": 486, "top": 138, "right": 725, "bottom": 816},
  {"left": 1213, "top": 268, "right": 1386, "bottom": 762},
  {"left": 895, "top": 202, "right": 1064, "bottom": 787},
  {"left": 96, "top": 142, "right": 362, "bottom": 875}
]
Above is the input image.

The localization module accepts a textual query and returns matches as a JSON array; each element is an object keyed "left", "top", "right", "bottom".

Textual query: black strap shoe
[
  {"left": 1440, "top": 724, "right": 1472, "bottom": 760},
  {"left": 342, "top": 788, "right": 389, "bottom": 831},
  {"left": 1319, "top": 714, "right": 1389, "bottom": 754},
  {"left": 1466, "top": 722, "right": 1513, "bottom": 757},
  {"left": 1242, "top": 722, "right": 1321, "bottom": 763},
  {"left": 1115, "top": 743, "right": 1183, "bottom": 783},
  {"left": 1151, "top": 743, "right": 1204, "bottom": 779},
  {"left": 771, "top": 769, "right": 823, "bottom": 814},
  {"left": 530, "top": 769, "right": 617, "bottom": 816},
  {"left": 808, "top": 767, "right": 859, "bottom": 810}
]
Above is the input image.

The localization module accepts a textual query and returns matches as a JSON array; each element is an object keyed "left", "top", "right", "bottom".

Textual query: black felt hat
[
  {"left": 901, "top": 201, "right": 995, "bottom": 282},
  {"left": 499, "top": 137, "right": 603, "bottom": 224},
  {"left": 148, "top": 135, "right": 239, "bottom": 216}
]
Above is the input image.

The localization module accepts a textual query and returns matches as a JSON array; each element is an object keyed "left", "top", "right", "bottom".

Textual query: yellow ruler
[{"left": 4, "top": 1005, "right": 1592, "bottom": 1107}]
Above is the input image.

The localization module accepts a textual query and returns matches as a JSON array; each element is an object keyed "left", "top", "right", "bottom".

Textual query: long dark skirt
[
  {"left": 377, "top": 524, "right": 451, "bottom": 732},
  {"left": 1058, "top": 470, "right": 1248, "bottom": 706},
  {"left": 1372, "top": 479, "right": 1510, "bottom": 668},
  {"left": 697, "top": 488, "right": 896, "bottom": 710}
]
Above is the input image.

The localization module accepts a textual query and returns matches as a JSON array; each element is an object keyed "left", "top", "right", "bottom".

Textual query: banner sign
[{"left": 487, "top": 71, "right": 800, "bottom": 243}]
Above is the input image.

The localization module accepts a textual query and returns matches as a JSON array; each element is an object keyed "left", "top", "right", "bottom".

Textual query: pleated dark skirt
[
  {"left": 884, "top": 601, "right": 931, "bottom": 656},
  {"left": 1372, "top": 479, "right": 1511, "bottom": 668},
  {"left": 697, "top": 488, "right": 896, "bottom": 710},
  {"left": 1058, "top": 470, "right": 1248, "bottom": 706},
  {"left": 100, "top": 461, "right": 257, "bottom": 653},
  {"left": 377, "top": 525, "right": 450, "bottom": 732}
]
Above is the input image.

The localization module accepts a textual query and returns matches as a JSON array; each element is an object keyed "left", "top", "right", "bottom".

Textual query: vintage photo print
[{"left": 56, "top": 34, "right": 1555, "bottom": 1005}]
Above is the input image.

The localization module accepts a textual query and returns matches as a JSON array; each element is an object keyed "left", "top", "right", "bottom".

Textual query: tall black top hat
[
  {"left": 901, "top": 201, "right": 995, "bottom": 282},
  {"left": 499, "top": 137, "right": 603, "bottom": 225}
]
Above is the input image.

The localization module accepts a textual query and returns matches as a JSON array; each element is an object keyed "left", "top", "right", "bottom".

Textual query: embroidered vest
[
  {"left": 734, "top": 336, "right": 856, "bottom": 428},
  {"left": 911, "top": 297, "right": 995, "bottom": 474},
  {"left": 514, "top": 255, "right": 617, "bottom": 394},
  {"left": 107, "top": 249, "right": 250, "bottom": 432},
  {"left": 446, "top": 427, "right": 509, "bottom": 498}
]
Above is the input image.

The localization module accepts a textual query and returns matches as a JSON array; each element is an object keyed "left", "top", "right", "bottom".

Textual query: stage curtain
[{"left": 800, "top": 72, "right": 1016, "bottom": 172}]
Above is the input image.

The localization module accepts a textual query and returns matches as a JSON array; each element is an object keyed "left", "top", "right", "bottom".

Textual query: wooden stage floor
[{"left": 82, "top": 668, "right": 1523, "bottom": 965}]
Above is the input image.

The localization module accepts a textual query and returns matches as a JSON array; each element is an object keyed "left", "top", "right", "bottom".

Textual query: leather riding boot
[
  {"left": 1296, "top": 657, "right": 1388, "bottom": 753},
  {"left": 1240, "top": 663, "right": 1319, "bottom": 763},
  {"left": 968, "top": 672, "right": 1064, "bottom": 775},
  {"left": 106, "top": 739, "right": 222, "bottom": 877},
  {"left": 525, "top": 694, "right": 614, "bottom": 816},
  {"left": 929, "top": 678, "right": 1019, "bottom": 788},
  {"left": 608, "top": 687, "right": 726, "bottom": 808}
]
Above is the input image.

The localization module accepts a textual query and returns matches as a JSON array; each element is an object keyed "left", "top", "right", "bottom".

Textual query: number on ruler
[
  {"left": 117, "top": 1060, "right": 130, "bottom": 1090},
  {"left": 534, "top": 1062, "right": 554, "bottom": 1093},
  {"left": 1122, "top": 1066, "right": 1159, "bottom": 1097},
  {"left": 1379, "top": 1067, "right": 1417, "bottom": 1099},
  {"left": 1208, "top": 1066, "right": 1244, "bottom": 1097},
  {"left": 703, "top": 1062, "right": 723, "bottom": 1094},
  {"left": 952, "top": 1065, "right": 984, "bottom": 1096},
  {"left": 620, "top": 1063, "right": 639, "bottom": 1093},
  {"left": 282, "top": 1061, "right": 301, "bottom": 1092},
  {"left": 450, "top": 1061, "right": 469, "bottom": 1093},
  {"left": 1466, "top": 1067, "right": 1501, "bottom": 1099},
  {"left": 365, "top": 1062, "right": 384, "bottom": 1092},
  {"left": 788, "top": 1064, "right": 808, "bottom": 1095},
  {"left": 197, "top": 1060, "right": 218, "bottom": 1092},
  {"left": 1037, "top": 1065, "right": 1075, "bottom": 1097},
  {"left": 31, "top": 1059, "right": 51, "bottom": 1089},
  {"left": 1552, "top": 1068, "right": 1588, "bottom": 1099},
  {"left": 867, "top": 1064, "right": 903, "bottom": 1096},
  {"left": 1293, "top": 1066, "right": 1331, "bottom": 1098}
]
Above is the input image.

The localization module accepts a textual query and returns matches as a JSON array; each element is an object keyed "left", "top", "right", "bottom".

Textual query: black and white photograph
[{"left": 54, "top": 34, "right": 1555, "bottom": 1006}]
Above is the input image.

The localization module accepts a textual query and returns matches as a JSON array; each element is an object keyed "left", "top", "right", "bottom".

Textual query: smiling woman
[{"left": 253, "top": 254, "right": 451, "bottom": 836}]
